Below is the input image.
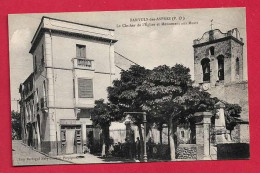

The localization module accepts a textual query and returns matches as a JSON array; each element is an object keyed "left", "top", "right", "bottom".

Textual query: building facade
[
  {"left": 175, "top": 28, "right": 250, "bottom": 160},
  {"left": 19, "top": 16, "right": 117, "bottom": 155},
  {"left": 19, "top": 73, "right": 35, "bottom": 147},
  {"left": 193, "top": 28, "right": 249, "bottom": 143}
]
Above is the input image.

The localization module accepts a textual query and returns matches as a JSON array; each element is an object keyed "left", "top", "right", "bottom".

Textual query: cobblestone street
[
  {"left": 12, "top": 140, "right": 71, "bottom": 166},
  {"left": 12, "top": 140, "right": 108, "bottom": 166}
]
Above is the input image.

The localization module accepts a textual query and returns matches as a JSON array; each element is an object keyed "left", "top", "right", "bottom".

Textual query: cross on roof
[{"left": 210, "top": 19, "right": 214, "bottom": 30}]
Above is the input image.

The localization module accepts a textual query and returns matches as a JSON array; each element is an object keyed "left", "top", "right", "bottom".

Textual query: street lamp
[{"left": 123, "top": 112, "right": 147, "bottom": 162}]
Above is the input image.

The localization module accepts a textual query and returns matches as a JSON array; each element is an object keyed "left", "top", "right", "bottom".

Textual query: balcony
[{"left": 73, "top": 58, "right": 94, "bottom": 70}]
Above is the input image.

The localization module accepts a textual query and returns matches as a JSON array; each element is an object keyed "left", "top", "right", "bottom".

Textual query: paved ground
[
  {"left": 12, "top": 140, "right": 116, "bottom": 166},
  {"left": 54, "top": 153, "right": 106, "bottom": 164},
  {"left": 12, "top": 140, "right": 71, "bottom": 166}
]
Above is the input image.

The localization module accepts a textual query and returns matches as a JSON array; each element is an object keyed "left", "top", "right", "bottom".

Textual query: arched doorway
[{"left": 217, "top": 55, "right": 224, "bottom": 81}]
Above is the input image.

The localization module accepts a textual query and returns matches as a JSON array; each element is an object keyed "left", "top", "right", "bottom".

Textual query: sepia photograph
[{"left": 8, "top": 7, "right": 249, "bottom": 166}]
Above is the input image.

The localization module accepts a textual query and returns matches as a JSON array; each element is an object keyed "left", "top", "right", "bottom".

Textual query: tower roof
[
  {"left": 193, "top": 28, "right": 243, "bottom": 47},
  {"left": 29, "top": 16, "right": 117, "bottom": 53}
]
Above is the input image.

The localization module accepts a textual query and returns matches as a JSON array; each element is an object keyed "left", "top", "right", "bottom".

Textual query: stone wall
[
  {"left": 231, "top": 123, "right": 250, "bottom": 143},
  {"left": 176, "top": 144, "right": 197, "bottom": 160},
  {"left": 177, "top": 124, "right": 192, "bottom": 145},
  {"left": 231, "top": 124, "right": 240, "bottom": 143},
  {"left": 193, "top": 28, "right": 249, "bottom": 147},
  {"left": 194, "top": 39, "right": 231, "bottom": 85},
  {"left": 194, "top": 29, "right": 244, "bottom": 86},
  {"left": 208, "top": 82, "right": 248, "bottom": 122}
]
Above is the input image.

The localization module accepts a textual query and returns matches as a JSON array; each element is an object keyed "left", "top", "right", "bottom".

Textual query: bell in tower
[{"left": 193, "top": 28, "right": 244, "bottom": 88}]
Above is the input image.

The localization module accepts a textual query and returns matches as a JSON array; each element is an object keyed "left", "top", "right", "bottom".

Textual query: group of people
[
  {"left": 109, "top": 137, "right": 156, "bottom": 160},
  {"left": 109, "top": 137, "right": 142, "bottom": 160}
]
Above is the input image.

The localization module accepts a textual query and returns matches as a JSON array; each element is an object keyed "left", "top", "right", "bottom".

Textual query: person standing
[
  {"left": 147, "top": 137, "right": 153, "bottom": 158},
  {"left": 136, "top": 137, "right": 141, "bottom": 160}
]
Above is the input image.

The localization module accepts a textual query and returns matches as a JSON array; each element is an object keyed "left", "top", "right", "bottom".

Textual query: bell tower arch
[{"left": 193, "top": 28, "right": 244, "bottom": 88}]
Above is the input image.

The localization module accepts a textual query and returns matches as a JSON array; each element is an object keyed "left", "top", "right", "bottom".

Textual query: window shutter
[
  {"left": 78, "top": 78, "right": 93, "bottom": 98},
  {"left": 81, "top": 46, "right": 86, "bottom": 58},
  {"left": 76, "top": 45, "right": 80, "bottom": 58}
]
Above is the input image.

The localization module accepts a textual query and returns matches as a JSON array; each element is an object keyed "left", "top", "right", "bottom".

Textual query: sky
[{"left": 8, "top": 8, "right": 247, "bottom": 111}]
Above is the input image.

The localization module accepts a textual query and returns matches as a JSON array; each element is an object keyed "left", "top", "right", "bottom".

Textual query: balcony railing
[{"left": 73, "top": 58, "right": 94, "bottom": 70}]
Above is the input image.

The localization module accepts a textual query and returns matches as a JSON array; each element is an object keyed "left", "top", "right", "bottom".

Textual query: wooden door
[{"left": 66, "top": 129, "right": 75, "bottom": 154}]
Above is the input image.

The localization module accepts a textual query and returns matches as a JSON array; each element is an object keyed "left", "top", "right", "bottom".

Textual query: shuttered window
[
  {"left": 78, "top": 78, "right": 93, "bottom": 98},
  {"left": 76, "top": 44, "right": 86, "bottom": 58}
]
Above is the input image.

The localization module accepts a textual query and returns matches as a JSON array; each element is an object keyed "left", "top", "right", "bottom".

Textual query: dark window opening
[
  {"left": 30, "top": 80, "right": 33, "bottom": 92},
  {"left": 236, "top": 58, "right": 240, "bottom": 76},
  {"left": 209, "top": 47, "right": 215, "bottom": 56},
  {"left": 181, "top": 131, "right": 185, "bottom": 138},
  {"left": 217, "top": 56, "right": 224, "bottom": 81},
  {"left": 43, "top": 81, "right": 46, "bottom": 98},
  {"left": 42, "top": 81, "right": 47, "bottom": 108},
  {"left": 41, "top": 45, "right": 45, "bottom": 66},
  {"left": 76, "top": 44, "right": 86, "bottom": 58},
  {"left": 201, "top": 58, "right": 210, "bottom": 82}
]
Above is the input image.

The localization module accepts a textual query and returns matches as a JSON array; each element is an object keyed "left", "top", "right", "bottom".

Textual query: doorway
[
  {"left": 66, "top": 129, "right": 76, "bottom": 154},
  {"left": 86, "top": 127, "right": 94, "bottom": 152},
  {"left": 61, "top": 125, "right": 82, "bottom": 155}
]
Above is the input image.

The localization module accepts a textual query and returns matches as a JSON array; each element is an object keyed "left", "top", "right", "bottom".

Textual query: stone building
[
  {"left": 19, "top": 73, "right": 35, "bottom": 146},
  {"left": 175, "top": 28, "right": 249, "bottom": 160},
  {"left": 19, "top": 16, "right": 117, "bottom": 156},
  {"left": 193, "top": 28, "right": 249, "bottom": 143}
]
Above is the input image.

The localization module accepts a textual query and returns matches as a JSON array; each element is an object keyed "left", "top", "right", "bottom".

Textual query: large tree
[
  {"left": 139, "top": 64, "right": 195, "bottom": 160},
  {"left": 107, "top": 64, "right": 241, "bottom": 161},
  {"left": 91, "top": 99, "right": 120, "bottom": 155},
  {"left": 107, "top": 65, "right": 151, "bottom": 159},
  {"left": 139, "top": 64, "right": 229, "bottom": 160},
  {"left": 220, "top": 102, "right": 242, "bottom": 138},
  {"left": 11, "top": 110, "right": 22, "bottom": 140}
]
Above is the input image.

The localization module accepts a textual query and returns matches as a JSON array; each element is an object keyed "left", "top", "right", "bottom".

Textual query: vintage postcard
[{"left": 9, "top": 7, "right": 249, "bottom": 166}]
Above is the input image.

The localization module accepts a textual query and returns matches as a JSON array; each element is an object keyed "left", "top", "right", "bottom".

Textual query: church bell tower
[{"left": 193, "top": 28, "right": 244, "bottom": 90}]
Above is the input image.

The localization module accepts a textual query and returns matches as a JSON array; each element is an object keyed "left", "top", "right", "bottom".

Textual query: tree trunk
[
  {"left": 159, "top": 128, "right": 163, "bottom": 145},
  {"left": 229, "top": 130, "right": 233, "bottom": 141},
  {"left": 168, "top": 117, "right": 177, "bottom": 161},
  {"left": 101, "top": 129, "right": 106, "bottom": 157},
  {"left": 101, "top": 125, "right": 110, "bottom": 156},
  {"left": 101, "top": 139, "right": 106, "bottom": 157},
  {"left": 137, "top": 123, "right": 144, "bottom": 160}
]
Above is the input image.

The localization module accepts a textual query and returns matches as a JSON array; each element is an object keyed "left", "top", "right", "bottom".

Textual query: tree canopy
[
  {"left": 95, "top": 63, "right": 242, "bottom": 160},
  {"left": 11, "top": 110, "right": 21, "bottom": 140},
  {"left": 107, "top": 65, "right": 151, "bottom": 125}
]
